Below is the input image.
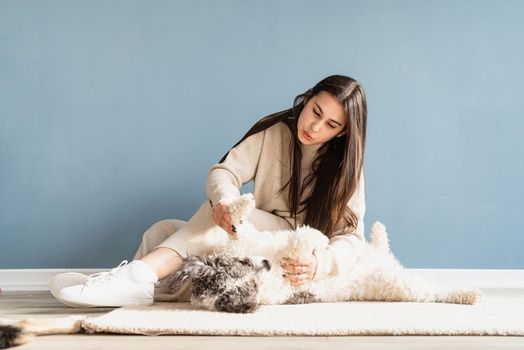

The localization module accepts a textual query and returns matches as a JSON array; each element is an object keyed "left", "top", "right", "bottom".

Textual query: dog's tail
[{"left": 370, "top": 221, "right": 390, "bottom": 253}]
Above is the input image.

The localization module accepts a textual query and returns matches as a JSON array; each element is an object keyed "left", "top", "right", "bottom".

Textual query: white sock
[{"left": 128, "top": 260, "right": 158, "bottom": 283}]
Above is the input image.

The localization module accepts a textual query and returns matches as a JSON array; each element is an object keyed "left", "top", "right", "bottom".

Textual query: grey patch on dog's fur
[
  {"left": 168, "top": 254, "right": 271, "bottom": 313},
  {"left": 214, "top": 279, "right": 259, "bottom": 313},
  {"left": 285, "top": 291, "right": 320, "bottom": 304}
]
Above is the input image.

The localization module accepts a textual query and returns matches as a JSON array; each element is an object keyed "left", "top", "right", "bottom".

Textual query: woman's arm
[
  {"left": 206, "top": 130, "right": 266, "bottom": 205},
  {"left": 206, "top": 129, "right": 265, "bottom": 207},
  {"left": 206, "top": 130, "right": 266, "bottom": 236}
]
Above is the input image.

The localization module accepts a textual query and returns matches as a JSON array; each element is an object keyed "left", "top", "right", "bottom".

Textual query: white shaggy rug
[{"left": 81, "top": 289, "right": 524, "bottom": 336}]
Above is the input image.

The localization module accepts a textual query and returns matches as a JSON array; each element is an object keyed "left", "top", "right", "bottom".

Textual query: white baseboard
[
  {"left": 0, "top": 268, "right": 523, "bottom": 292},
  {"left": 409, "top": 269, "right": 524, "bottom": 289},
  {"left": 0, "top": 268, "right": 109, "bottom": 292}
]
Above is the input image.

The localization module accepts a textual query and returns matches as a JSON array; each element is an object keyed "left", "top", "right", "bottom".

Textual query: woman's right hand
[{"left": 212, "top": 201, "right": 237, "bottom": 237}]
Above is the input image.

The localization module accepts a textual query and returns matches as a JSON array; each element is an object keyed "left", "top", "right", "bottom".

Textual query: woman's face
[{"left": 297, "top": 91, "right": 347, "bottom": 146}]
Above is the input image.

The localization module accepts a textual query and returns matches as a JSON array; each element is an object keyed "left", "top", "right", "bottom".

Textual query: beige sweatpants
[{"left": 133, "top": 199, "right": 292, "bottom": 301}]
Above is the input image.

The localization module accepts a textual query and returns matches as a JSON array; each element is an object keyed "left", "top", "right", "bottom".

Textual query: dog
[{"left": 167, "top": 193, "right": 482, "bottom": 313}]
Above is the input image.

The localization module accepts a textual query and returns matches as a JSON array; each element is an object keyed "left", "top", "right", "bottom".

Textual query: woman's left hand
[{"left": 280, "top": 256, "right": 317, "bottom": 286}]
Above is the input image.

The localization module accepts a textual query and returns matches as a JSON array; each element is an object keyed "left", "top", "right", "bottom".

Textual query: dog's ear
[{"left": 168, "top": 255, "right": 215, "bottom": 293}]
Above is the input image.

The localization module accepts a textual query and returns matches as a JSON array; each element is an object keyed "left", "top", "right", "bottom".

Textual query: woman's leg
[
  {"left": 50, "top": 219, "right": 187, "bottom": 301},
  {"left": 139, "top": 247, "right": 183, "bottom": 280},
  {"left": 132, "top": 219, "right": 188, "bottom": 280},
  {"left": 154, "top": 200, "right": 232, "bottom": 257},
  {"left": 51, "top": 201, "right": 221, "bottom": 307},
  {"left": 133, "top": 219, "right": 187, "bottom": 260},
  {"left": 49, "top": 248, "right": 182, "bottom": 301}
]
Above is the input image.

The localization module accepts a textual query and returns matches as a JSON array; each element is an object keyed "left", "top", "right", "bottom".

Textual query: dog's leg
[
  {"left": 431, "top": 288, "right": 483, "bottom": 304},
  {"left": 386, "top": 273, "right": 482, "bottom": 305},
  {"left": 228, "top": 193, "right": 256, "bottom": 225},
  {"left": 388, "top": 266, "right": 483, "bottom": 305}
]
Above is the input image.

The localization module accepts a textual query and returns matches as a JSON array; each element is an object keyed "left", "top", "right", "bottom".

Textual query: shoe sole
[
  {"left": 55, "top": 295, "right": 154, "bottom": 308},
  {"left": 49, "top": 273, "right": 88, "bottom": 304}
]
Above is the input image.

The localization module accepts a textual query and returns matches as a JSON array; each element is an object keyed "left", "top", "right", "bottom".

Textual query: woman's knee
[
  {"left": 247, "top": 208, "right": 293, "bottom": 231},
  {"left": 142, "top": 219, "right": 179, "bottom": 242}
]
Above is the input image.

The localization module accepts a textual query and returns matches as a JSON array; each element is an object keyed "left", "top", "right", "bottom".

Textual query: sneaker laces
[{"left": 85, "top": 260, "right": 129, "bottom": 287}]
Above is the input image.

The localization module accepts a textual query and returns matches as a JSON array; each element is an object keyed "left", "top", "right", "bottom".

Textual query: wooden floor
[{"left": 1, "top": 290, "right": 524, "bottom": 350}]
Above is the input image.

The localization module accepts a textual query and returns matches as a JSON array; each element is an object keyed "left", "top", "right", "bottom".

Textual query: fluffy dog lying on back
[{"left": 168, "top": 193, "right": 482, "bottom": 313}]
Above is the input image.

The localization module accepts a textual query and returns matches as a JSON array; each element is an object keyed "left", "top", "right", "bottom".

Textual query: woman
[{"left": 50, "top": 74, "right": 368, "bottom": 308}]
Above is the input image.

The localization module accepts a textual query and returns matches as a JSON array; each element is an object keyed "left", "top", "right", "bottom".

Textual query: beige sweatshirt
[{"left": 206, "top": 121, "right": 366, "bottom": 280}]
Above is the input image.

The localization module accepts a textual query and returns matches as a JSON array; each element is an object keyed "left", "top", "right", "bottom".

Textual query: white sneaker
[
  {"left": 54, "top": 260, "right": 158, "bottom": 308},
  {"left": 49, "top": 272, "right": 88, "bottom": 301}
]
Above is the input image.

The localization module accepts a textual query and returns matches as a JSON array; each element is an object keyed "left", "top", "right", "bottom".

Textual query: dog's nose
[{"left": 262, "top": 259, "right": 271, "bottom": 271}]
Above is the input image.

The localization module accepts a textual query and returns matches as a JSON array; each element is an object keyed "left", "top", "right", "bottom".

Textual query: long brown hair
[{"left": 219, "top": 75, "right": 367, "bottom": 238}]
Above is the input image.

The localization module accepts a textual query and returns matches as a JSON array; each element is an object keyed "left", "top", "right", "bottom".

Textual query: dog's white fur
[{"left": 212, "top": 193, "right": 481, "bottom": 305}]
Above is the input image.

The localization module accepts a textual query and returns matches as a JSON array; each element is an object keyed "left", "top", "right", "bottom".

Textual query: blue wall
[{"left": 1, "top": 0, "right": 523, "bottom": 269}]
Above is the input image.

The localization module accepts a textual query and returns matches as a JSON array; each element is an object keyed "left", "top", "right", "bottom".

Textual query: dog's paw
[
  {"left": 451, "top": 288, "right": 483, "bottom": 305},
  {"left": 228, "top": 193, "right": 255, "bottom": 225}
]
